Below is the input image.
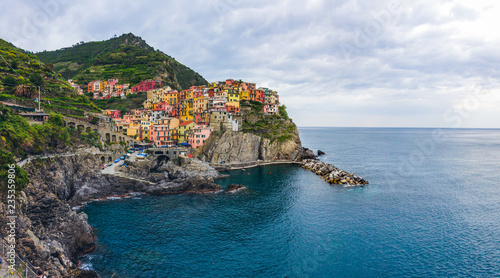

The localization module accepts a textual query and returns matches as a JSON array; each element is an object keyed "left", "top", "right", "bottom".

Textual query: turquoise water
[{"left": 82, "top": 128, "right": 500, "bottom": 277}]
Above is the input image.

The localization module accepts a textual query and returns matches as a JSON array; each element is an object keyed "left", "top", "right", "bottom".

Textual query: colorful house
[
  {"left": 149, "top": 124, "right": 172, "bottom": 147},
  {"left": 193, "top": 97, "right": 208, "bottom": 113},
  {"left": 165, "top": 91, "right": 179, "bottom": 106},
  {"left": 105, "top": 109, "right": 121, "bottom": 119},
  {"left": 240, "top": 90, "right": 250, "bottom": 100},
  {"left": 225, "top": 101, "right": 240, "bottom": 115},
  {"left": 228, "top": 91, "right": 240, "bottom": 102},
  {"left": 132, "top": 80, "right": 161, "bottom": 93},
  {"left": 178, "top": 121, "right": 195, "bottom": 143},
  {"left": 150, "top": 108, "right": 166, "bottom": 122},
  {"left": 264, "top": 104, "right": 279, "bottom": 115},
  {"left": 188, "top": 125, "right": 213, "bottom": 149}
]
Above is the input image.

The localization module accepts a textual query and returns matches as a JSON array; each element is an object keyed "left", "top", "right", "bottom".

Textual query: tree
[
  {"left": 10, "top": 60, "right": 18, "bottom": 69},
  {"left": 29, "top": 73, "right": 44, "bottom": 87},
  {"left": 279, "top": 105, "right": 289, "bottom": 119},
  {"left": 48, "top": 113, "right": 65, "bottom": 127},
  {"left": 2, "top": 75, "right": 17, "bottom": 92},
  {"left": 90, "top": 117, "right": 99, "bottom": 125}
]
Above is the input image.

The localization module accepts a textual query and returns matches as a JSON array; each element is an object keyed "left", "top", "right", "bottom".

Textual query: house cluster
[
  {"left": 68, "top": 80, "right": 84, "bottom": 95},
  {"left": 89, "top": 79, "right": 164, "bottom": 99},
  {"left": 103, "top": 79, "right": 280, "bottom": 149},
  {"left": 89, "top": 79, "right": 132, "bottom": 99}
]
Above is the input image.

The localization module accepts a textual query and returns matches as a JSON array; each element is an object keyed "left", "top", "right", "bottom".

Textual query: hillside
[
  {"left": 0, "top": 38, "right": 101, "bottom": 116},
  {"left": 240, "top": 100, "right": 298, "bottom": 143},
  {"left": 36, "top": 33, "right": 208, "bottom": 90}
]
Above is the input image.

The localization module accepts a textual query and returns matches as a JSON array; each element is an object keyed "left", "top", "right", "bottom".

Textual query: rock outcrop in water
[
  {"left": 226, "top": 184, "right": 248, "bottom": 193},
  {"left": 301, "top": 159, "right": 368, "bottom": 187},
  {"left": 301, "top": 147, "right": 317, "bottom": 160}
]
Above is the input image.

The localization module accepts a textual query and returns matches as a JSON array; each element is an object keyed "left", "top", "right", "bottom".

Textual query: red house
[
  {"left": 106, "top": 110, "right": 121, "bottom": 119},
  {"left": 131, "top": 80, "right": 161, "bottom": 93}
]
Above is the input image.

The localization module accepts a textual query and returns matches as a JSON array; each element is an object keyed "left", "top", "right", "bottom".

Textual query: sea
[{"left": 81, "top": 128, "right": 500, "bottom": 277}]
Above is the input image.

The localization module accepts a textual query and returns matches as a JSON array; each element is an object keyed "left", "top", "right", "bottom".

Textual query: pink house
[
  {"left": 131, "top": 80, "right": 161, "bottom": 93},
  {"left": 156, "top": 102, "right": 173, "bottom": 115},
  {"left": 149, "top": 125, "right": 173, "bottom": 147},
  {"left": 263, "top": 104, "right": 279, "bottom": 115},
  {"left": 188, "top": 125, "right": 213, "bottom": 149},
  {"left": 192, "top": 88, "right": 204, "bottom": 98}
]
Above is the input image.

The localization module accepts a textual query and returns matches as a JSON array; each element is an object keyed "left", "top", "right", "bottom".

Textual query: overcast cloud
[{"left": 1, "top": 0, "right": 499, "bottom": 127}]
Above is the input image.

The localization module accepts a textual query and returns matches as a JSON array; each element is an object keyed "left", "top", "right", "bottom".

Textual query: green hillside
[
  {"left": 36, "top": 33, "right": 208, "bottom": 90},
  {"left": 0, "top": 38, "right": 100, "bottom": 117}
]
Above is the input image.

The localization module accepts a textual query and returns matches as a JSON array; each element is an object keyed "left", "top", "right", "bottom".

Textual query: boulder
[{"left": 226, "top": 184, "right": 248, "bottom": 193}]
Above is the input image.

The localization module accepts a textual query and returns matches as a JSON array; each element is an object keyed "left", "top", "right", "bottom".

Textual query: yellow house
[
  {"left": 240, "top": 90, "right": 250, "bottom": 100},
  {"left": 141, "top": 120, "right": 153, "bottom": 140},
  {"left": 178, "top": 121, "right": 195, "bottom": 143},
  {"left": 180, "top": 99, "right": 194, "bottom": 121},
  {"left": 186, "top": 89, "right": 193, "bottom": 100},
  {"left": 164, "top": 91, "right": 179, "bottom": 106},
  {"left": 228, "top": 91, "right": 240, "bottom": 102},
  {"left": 126, "top": 121, "right": 141, "bottom": 138}
]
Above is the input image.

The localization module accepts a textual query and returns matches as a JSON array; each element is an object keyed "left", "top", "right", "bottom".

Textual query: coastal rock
[
  {"left": 154, "top": 176, "right": 223, "bottom": 194},
  {"left": 226, "top": 184, "right": 248, "bottom": 193},
  {"left": 300, "top": 159, "right": 368, "bottom": 187},
  {"left": 167, "top": 160, "right": 221, "bottom": 179},
  {"left": 317, "top": 150, "right": 326, "bottom": 156},
  {"left": 196, "top": 130, "right": 302, "bottom": 165},
  {"left": 301, "top": 147, "right": 317, "bottom": 160}
]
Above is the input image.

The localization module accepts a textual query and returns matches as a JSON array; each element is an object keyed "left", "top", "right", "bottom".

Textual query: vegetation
[
  {"left": 0, "top": 38, "right": 101, "bottom": 117},
  {"left": 0, "top": 105, "right": 103, "bottom": 157},
  {"left": 36, "top": 33, "right": 208, "bottom": 90},
  {"left": 240, "top": 100, "right": 297, "bottom": 143},
  {"left": 0, "top": 148, "right": 30, "bottom": 193},
  {"left": 0, "top": 105, "right": 105, "bottom": 192}
]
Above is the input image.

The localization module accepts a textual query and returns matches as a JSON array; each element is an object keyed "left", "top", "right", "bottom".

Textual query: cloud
[{"left": 1, "top": 0, "right": 499, "bottom": 127}]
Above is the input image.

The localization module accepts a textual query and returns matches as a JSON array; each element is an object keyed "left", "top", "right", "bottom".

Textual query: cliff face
[
  {"left": 0, "top": 155, "right": 107, "bottom": 277},
  {"left": 196, "top": 129, "right": 303, "bottom": 164}
]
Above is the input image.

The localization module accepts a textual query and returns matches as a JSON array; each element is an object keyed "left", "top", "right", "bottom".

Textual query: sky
[{"left": 1, "top": 0, "right": 499, "bottom": 128}]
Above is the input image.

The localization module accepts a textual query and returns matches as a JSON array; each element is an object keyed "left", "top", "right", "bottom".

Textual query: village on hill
[{"left": 85, "top": 78, "right": 280, "bottom": 148}]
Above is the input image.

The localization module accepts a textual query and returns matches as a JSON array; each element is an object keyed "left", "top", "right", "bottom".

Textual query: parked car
[
  {"left": 114, "top": 158, "right": 120, "bottom": 163},
  {"left": 120, "top": 156, "right": 125, "bottom": 160}
]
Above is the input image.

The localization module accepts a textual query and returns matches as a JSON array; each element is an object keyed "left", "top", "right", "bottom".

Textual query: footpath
[{"left": 17, "top": 150, "right": 116, "bottom": 168}]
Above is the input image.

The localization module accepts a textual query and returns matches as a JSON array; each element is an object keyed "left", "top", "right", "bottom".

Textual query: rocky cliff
[{"left": 196, "top": 130, "right": 303, "bottom": 165}]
